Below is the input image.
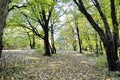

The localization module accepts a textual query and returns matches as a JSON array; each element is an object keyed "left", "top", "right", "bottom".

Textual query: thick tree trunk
[
  {"left": 105, "top": 40, "right": 119, "bottom": 71},
  {"left": 44, "top": 28, "right": 51, "bottom": 56},
  {"left": 0, "top": 0, "right": 9, "bottom": 58},
  {"left": 110, "top": 0, "right": 119, "bottom": 62}
]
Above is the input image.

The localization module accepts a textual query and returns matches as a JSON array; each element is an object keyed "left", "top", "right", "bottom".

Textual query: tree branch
[
  {"left": 91, "top": 0, "right": 112, "bottom": 38},
  {"left": 73, "top": 0, "right": 107, "bottom": 44},
  {"left": 110, "top": 0, "right": 119, "bottom": 27},
  {"left": 8, "top": 4, "right": 27, "bottom": 12},
  {"left": 20, "top": 11, "right": 44, "bottom": 39}
]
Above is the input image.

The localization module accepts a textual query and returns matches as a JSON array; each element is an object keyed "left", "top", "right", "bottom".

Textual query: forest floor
[{"left": 0, "top": 50, "right": 120, "bottom": 80}]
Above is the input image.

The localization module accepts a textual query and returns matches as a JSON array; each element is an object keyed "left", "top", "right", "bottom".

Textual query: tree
[
  {"left": 65, "top": 9, "right": 82, "bottom": 52},
  {"left": 57, "top": 25, "right": 76, "bottom": 50},
  {"left": 49, "top": 9, "right": 60, "bottom": 54},
  {"left": 50, "top": 25, "right": 56, "bottom": 54},
  {"left": 70, "top": 9, "right": 82, "bottom": 53},
  {"left": 23, "top": 28, "right": 36, "bottom": 49},
  {"left": 73, "top": 0, "right": 119, "bottom": 71},
  {"left": 0, "top": 0, "right": 10, "bottom": 58},
  {"left": 16, "top": 0, "right": 56, "bottom": 56}
]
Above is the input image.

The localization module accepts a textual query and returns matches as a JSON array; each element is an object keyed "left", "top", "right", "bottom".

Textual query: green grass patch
[{"left": 95, "top": 55, "right": 107, "bottom": 67}]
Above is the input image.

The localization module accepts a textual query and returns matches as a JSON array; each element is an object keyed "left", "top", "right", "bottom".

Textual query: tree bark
[
  {"left": 110, "top": 0, "right": 119, "bottom": 62},
  {"left": 0, "top": 36, "right": 3, "bottom": 58},
  {"left": 0, "top": 0, "right": 10, "bottom": 58},
  {"left": 43, "top": 27, "right": 51, "bottom": 56},
  {"left": 105, "top": 40, "right": 118, "bottom": 71}
]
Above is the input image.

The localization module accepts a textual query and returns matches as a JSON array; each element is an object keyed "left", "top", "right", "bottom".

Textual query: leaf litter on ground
[{"left": 0, "top": 50, "right": 120, "bottom": 80}]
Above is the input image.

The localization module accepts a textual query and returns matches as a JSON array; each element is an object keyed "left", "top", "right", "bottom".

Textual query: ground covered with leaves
[{"left": 0, "top": 50, "right": 120, "bottom": 80}]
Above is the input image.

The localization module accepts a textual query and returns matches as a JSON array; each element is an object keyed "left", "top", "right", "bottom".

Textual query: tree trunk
[
  {"left": 72, "top": 39, "right": 77, "bottom": 51},
  {"left": 95, "top": 34, "right": 99, "bottom": 57},
  {"left": 30, "top": 34, "right": 35, "bottom": 49},
  {"left": 99, "top": 40, "right": 103, "bottom": 55},
  {"left": 50, "top": 26, "right": 56, "bottom": 54},
  {"left": 87, "top": 36, "right": 93, "bottom": 52},
  {"left": 105, "top": 40, "right": 119, "bottom": 71},
  {"left": 43, "top": 28, "right": 51, "bottom": 56},
  {"left": 0, "top": 36, "right": 3, "bottom": 58},
  {"left": 0, "top": 0, "right": 9, "bottom": 58},
  {"left": 75, "top": 24, "right": 82, "bottom": 53},
  {"left": 110, "top": 0, "right": 119, "bottom": 62},
  {"left": 26, "top": 31, "right": 35, "bottom": 49}
]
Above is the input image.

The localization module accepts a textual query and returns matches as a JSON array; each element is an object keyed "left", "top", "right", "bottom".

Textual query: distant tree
[
  {"left": 23, "top": 28, "right": 35, "bottom": 49},
  {"left": 64, "top": 9, "right": 82, "bottom": 52},
  {"left": 70, "top": 9, "right": 82, "bottom": 53},
  {"left": 73, "top": 0, "right": 119, "bottom": 71}
]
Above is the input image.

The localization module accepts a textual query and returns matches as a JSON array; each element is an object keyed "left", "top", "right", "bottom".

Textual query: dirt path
[{"left": 0, "top": 50, "right": 117, "bottom": 80}]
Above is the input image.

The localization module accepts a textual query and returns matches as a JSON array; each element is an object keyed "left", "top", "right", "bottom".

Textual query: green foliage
[
  {"left": 95, "top": 56, "right": 106, "bottom": 67},
  {"left": 3, "top": 27, "right": 30, "bottom": 49},
  {"left": 29, "top": 0, "right": 54, "bottom": 14}
]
